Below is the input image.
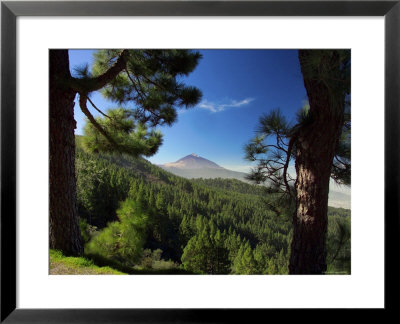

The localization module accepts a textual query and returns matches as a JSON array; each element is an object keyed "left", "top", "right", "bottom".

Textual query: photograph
[
  {"left": 3, "top": 0, "right": 398, "bottom": 319},
  {"left": 49, "top": 49, "right": 351, "bottom": 276}
]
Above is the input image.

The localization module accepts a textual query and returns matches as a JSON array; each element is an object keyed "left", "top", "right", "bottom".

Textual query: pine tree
[
  {"left": 233, "top": 242, "right": 257, "bottom": 274},
  {"left": 181, "top": 217, "right": 230, "bottom": 274},
  {"left": 244, "top": 50, "right": 350, "bottom": 273},
  {"left": 213, "top": 229, "right": 230, "bottom": 274},
  {"left": 253, "top": 245, "right": 268, "bottom": 274},
  {"left": 179, "top": 214, "right": 196, "bottom": 247},
  {"left": 50, "top": 49, "right": 202, "bottom": 255},
  {"left": 326, "top": 215, "right": 351, "bottom": 273},
  {"left": 85, "top": 199, "right": 148, "bottom": 266},
  {"left": 181, "top": 230, "right": 210, "bottom": 273}
]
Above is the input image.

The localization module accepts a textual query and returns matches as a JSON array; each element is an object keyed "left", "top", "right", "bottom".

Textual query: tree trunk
[
  {"left": 49, "top": 50, "right": 83, "bottom": 255},
  {"left": 289, "top": 50, "right": 345, "bottom": 274}
]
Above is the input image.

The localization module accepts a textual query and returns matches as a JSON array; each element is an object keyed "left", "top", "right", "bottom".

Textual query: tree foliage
[
  {"left": 181, "top": 216, "right": 230, "bottom": 274},
  {"left": 75, "top": 50, "right": 202, "bottom": 157},
  {"left": 82, "top": 108, "right": 163, "bottom": 156},
  {"left": 49, "top": 49, "right": 202, "bottom": 256},
  {"left": 245, "top": 50, "right": 350, "bottom": 197},
  {"left": 85, "top": 199, "right": 148, "bottom": 267}
]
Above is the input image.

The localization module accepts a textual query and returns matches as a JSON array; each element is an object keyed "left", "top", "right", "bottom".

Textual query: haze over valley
[{"left": 158, "top": 153, "right": 350, "bottom": 209}]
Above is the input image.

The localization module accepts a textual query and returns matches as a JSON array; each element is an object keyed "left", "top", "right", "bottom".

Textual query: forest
[
  {"left": 49, "top": 49, "right": 351, "bottom": 275},
  {"left": 74, "top": 136, "right": 351, "bottom": 275}
]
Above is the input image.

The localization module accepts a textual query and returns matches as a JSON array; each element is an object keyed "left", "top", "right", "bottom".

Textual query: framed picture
[{"left": 1, "top": 0, "right": 399, "bottom": 322}]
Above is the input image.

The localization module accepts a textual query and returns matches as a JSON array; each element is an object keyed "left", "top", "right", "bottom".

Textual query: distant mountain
[
  {"left": 158, "top": 154, "right": 247, "bottom": 181},
  {"left": 162, "top": 153, "right": 223, "bottom": 170},
  {"left": 328, "top": 189, "right": 351, "bottom": 209}
]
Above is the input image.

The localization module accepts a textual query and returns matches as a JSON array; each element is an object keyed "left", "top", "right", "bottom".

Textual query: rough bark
[
  {"left": 49, "top": 50, "right": 83, "bottom": 255},
  {"left": 289, "top": 50, "right": 345, "bottom": 274}
]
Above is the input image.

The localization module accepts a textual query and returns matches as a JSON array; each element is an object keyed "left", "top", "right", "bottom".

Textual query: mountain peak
[
  {"left": 158, "top": 154, "right": 248, "bottom": 181},
  {"left": 161, "top": 154, "right": 223, "bottom": 170}
]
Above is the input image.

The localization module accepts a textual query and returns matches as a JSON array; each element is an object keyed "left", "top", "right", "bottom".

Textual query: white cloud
[{"left": 198, "top": 97, "right": 254, "bottom": 113}]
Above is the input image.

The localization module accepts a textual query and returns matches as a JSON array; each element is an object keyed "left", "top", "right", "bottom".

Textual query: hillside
[
  {"left": 72, "top": 136, "right": 351, "bottom": 274},
  {"left": 50, "top": 250, "right": 126, "bottom": 275}
]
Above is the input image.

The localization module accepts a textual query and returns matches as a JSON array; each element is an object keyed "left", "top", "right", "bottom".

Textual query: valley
[
  {"left": 70, "top": 137, "right": 351, "bottom": 275},
  {"left": 159, "top": 153, "right": 351, "bottom": 209}
]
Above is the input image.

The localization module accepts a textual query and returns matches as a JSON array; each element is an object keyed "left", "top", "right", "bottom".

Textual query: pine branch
[
  {"left": 87, "top": 96, "right": 111, "bottom": 119},
  {"left": 141, "top": 74, "right": 166, "bottom": 91},
  {"left": 71, "top": 50, "right": 129, "bottom": 93},
  {"left": 334, "top": 155, "right": 349, "bottom": 167},
  {"left": 124, "top": 70, "right": 165, "bottom": 124},
  {"left": 125, "top": 69, "right": 146, "bottom": 102},
  {"left": 266, "top": 143, "right": 288, "bottom": 153},
  {"left": 79, "top": 94, "right": 118, "bottom": 147},
  {"left": 282, "top": 132, "right": 298, "bottom": 199}
]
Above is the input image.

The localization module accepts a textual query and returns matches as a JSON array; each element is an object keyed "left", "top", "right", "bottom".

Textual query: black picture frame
[{"left": 1, "top": 0, "right": 399, "bottom": 322}]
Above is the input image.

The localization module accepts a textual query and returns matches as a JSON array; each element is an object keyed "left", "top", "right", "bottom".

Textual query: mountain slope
[
  {"left": 159, "top": 154, "right": 247, "bottom": 181},
  {"left": 163, "top": 153, "right": 223, "bottom": 169}
]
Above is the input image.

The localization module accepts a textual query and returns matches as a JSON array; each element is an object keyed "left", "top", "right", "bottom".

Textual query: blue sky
[{"left": 69, "top": 49, "right": 307, "bottom": 171}]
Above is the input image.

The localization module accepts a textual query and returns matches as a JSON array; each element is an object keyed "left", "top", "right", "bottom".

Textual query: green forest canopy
[{"left": 74, "top": 136, "right": 350, "bottom": 275}]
